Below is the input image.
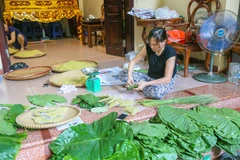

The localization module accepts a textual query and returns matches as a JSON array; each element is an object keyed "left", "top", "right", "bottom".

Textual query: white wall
[
  {"left": 78, "top": 0, "right": 84, "bottom": 16},
  {"left": 225, "top": 0, "right": 239, "bottom": 14},
  {"left": 224, "top": 0, "right": 240, "bottom": 64},
  {"left": 81, "top": 0, "right": 103, "bottom": 18},
  {"left": 164, "top": 0, "right": 188, "bottom": 19}
]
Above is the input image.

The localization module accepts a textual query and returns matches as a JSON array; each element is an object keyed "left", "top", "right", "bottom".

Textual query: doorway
[{"left": 104, "top": 0, "right": 134, "bottom": 57}]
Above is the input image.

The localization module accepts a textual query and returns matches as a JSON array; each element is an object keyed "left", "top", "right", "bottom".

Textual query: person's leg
[
  {"left": 142, "top": 76, "right": 176, "bottom": 99},
  {"left": 17, "top": 34, "right": 27, "bottom": 51},
  {"left": 118, "top": 70, "right": 151, "bottom": 83}
]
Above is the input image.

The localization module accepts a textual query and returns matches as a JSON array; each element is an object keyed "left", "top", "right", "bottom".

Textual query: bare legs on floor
[{"left": 17, "top": 34, "right": 25, "bottom": 51}]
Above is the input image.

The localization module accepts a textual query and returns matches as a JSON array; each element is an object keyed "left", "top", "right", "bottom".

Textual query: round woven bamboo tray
[
  {"left": 16, "top": 106, "right": 81, "bottom": 129},
  {"left": 51, "top": 60, "right": 98, "bottom": 72},
  {"left": 4, "top": 66, "right": 51, "bottom": 80},
  {"left": 49, "top": 70, "right": 87, "bottom": 87},
  {"left": 8, "top": 48, "right": 19, "bottom": 55},
  {"left": 13, "top": 50, "right": 46, "bottom": 59}
]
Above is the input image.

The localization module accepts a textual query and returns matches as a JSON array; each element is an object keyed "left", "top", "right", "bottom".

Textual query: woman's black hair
[{"left": 147, "top": 27, "right": 167, "bottom": 43}]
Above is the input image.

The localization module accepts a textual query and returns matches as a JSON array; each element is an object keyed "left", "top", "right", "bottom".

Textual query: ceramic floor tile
[
  {"left": 4, "top": 38, "right": 239, "bottom": 160},
  {"left": 171, "top": 73, "right": 209, "bottom": 92},
  {"left": 209, "top": 97, "right": 240, "bottom": 111},
  {"left": 0, "top": 78, "right": 33, "bottom": 105},
  {"left": 187, "top": 82, "right": 240, "bottom": 99},
  {"left": 98, "top": 59, "right": 129, "bottom": 69},
  {"left": 3, "top": 38, "right": 235, "bottom": 107}
]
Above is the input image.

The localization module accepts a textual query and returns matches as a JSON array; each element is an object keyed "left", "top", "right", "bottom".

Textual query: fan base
[{"left": 193, "top": 73, "right": 227, "bottom": 83}]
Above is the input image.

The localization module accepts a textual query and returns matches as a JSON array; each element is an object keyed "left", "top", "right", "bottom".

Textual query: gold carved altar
[{"left": 3, "top": 0, "right": 82, "bottom": 39}]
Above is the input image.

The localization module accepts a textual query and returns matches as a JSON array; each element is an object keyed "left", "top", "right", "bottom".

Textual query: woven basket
[
  {"left": 16, "top": 106, "right": 81, "bottom": 129},
  {"left": 13, "top": 50, "right": 46, "bottom": 59},
  {"left": 51, "top": 60, "right": 98, "bottom": 72},
  {"left": 4, "top": 66, "right": 51, "bottom": 80},
  {"left": 49, "top": 70, "right": 88, "bottom": 87},
  {"left": 8, "top": 48, "right": 19, "bottom": 55}
]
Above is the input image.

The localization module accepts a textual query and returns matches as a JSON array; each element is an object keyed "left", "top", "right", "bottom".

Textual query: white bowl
[{"left": 81, "top": 67, "right": 98, "bottom": 75}]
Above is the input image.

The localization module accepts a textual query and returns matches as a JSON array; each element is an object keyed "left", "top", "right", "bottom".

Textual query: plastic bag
[
  {"left": 155, "top": 6, "right": 171, "bottom": 19},
  {"left": 155, "top": 6, "right": 180, "bottom": 19},
  {"left": 125, "top": 51, "right": 136, "bottom": 61},
  {"left": 169, "top": 10, "right": 180, "bottom": 18},
  {"left": 167, "top": 30, "right": 185, "bottom": 44}
]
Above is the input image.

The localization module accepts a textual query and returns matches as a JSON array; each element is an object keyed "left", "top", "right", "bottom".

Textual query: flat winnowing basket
[
  {"left": 4, "top": 66, "right": 51, "bottom": 80},
  {"left": 49, "top": 70, "right": 88, "bottom": 87},
  {"left": 16, "top": 106, "right": 81, "bottom": 129},
  {"left": 13, "top": 50, "right": 46, "bottom": 59},
  {"left": 8, "top": 47, "right": 19, "bottom": 55},
  {"left": 51, "top": 60, "right": 98, "bottom": 72}
]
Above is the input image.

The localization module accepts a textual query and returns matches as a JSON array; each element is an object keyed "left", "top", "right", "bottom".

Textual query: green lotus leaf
[
  {"left": 216, "top": 130, "right": 240, "bottom": 145},
  {"left": 49, "top": 112, "right": 133, "bottom": 160},
  {"left": 158, "top": 106, "right": 201, "bottom": 133},
  {"left": 136, "top": 136, "right": 178, "bottom": 160},
  {"left": 216, "top": 139, "right": 240, "bottom": 156},
  {"left": 4, "top": 104, "right": 25, "bottom": 124},
  {"left": 79, "top": 93, "right": 100, "bottom": 106},
  {"left": 196, "top": 106, "right": 240, "bottom": 139},
  {"left": 104, "top": 140, "right": 144, "bottom": 160},
  {"left": 27, "top": 94, "right": 67, "bottom": 107},
  {"left": 131, "top": 121, "right": 168, "bottom": 139},
  {"left": 0, "top": 110, "right": 16, "bottom": 135},
  {"left": 0, "top": 132, "right": 28, "bottom": 160}
]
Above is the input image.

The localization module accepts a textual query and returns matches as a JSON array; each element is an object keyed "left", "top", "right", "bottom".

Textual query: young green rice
[{"left": 54, "top": 60, "right": 98, "bottom": 72}]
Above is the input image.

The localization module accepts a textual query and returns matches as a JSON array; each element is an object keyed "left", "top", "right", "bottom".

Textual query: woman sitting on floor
[
  {"left": 119, "top": 27, "right": 177, "bottom": 99},
  {"left": 4, "top": 23, "right": 28, "bottom": 51}
]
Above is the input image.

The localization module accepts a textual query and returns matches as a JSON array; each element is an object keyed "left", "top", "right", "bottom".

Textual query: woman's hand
[
  {"left": 126, "top": 76, "right": 134, "bottom": 88},
  {"left": 134, "top": 81, "right": 148, "bottom": 91}
]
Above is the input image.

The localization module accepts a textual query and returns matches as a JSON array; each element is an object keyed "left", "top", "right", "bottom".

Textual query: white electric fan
[{"left": 193, "top": 9, "right": 240, "bottom": 83}]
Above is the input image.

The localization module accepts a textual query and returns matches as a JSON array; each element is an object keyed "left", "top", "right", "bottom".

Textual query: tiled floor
[
  {"left": 2, "top": 38, "right": 239, "bottom": 160},
  {"left": 0, "top": 38, "right": 239, "bottom": 108}
]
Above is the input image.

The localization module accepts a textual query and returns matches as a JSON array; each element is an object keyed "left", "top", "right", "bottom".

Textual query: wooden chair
[{"left": 163, "top": 0, "right": 221, "bottom": 77}]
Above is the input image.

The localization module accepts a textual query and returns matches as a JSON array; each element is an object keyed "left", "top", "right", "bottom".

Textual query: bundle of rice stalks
[{"left": 140, "top": 94, "right": 218, "bottom": 107}]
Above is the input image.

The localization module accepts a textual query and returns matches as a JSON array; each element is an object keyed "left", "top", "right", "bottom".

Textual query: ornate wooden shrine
[{"left": 3, "top": 0, "right": 83, "bottom": 39}]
